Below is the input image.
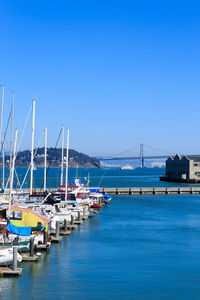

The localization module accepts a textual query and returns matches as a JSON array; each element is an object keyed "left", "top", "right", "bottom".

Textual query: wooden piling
[
  {"left": 56, "top": 221, "right": 60, "bottom": 239},
  {"left": 83, "top": 206, "right": 87, "bottom": 220},
  {"left": 60, "top": 219, "right": 71, "bottom": 235},
  {"left": 12, "top": 246, "right": 18, "bottom": 271},
  {"left": 51, "top": 221, "right": 62, "bottom": 243},
  {"left": 30, "top": 237, "right": 34, "bottom": 257},
  {"left": 43, "top": 231, "right": 48, "bottom": 245},
  {"left": 64, "top": 219, "right": 68, "bottom": 231},
  {"left": 22, "top": 237, "right": 38, "bottom": 262},
  {"left": 74, "top": 211, "right": 83, "bottom": 225},
  {"left": 71, "top": 215, "right": 74, "bottom": 226}
]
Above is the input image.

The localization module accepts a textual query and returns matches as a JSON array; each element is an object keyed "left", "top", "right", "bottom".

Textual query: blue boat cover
[
  {"left": 90, "top": 188, "right": 100, "bottom": 193},
  {"left": 69, "top": 179, "right": 83, "bottom": 184},
  {"left": 6, "top": 222, "right": 31, "bottom": 236},
  {"left": 103, "top": 193, "right": 111, "bottom": 199}
]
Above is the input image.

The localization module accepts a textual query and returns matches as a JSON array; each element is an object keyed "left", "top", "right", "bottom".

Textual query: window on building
[
  {"left": 10, "top": 211, "right": 22, "bottom": 220},
  {"left": 194, "top": 163, "right": 199, "bottom": 167}
]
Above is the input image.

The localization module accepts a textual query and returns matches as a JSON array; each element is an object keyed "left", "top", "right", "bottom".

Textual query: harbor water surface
[{"left": 1, "top": 168, "right": 200, "bottom": 299}]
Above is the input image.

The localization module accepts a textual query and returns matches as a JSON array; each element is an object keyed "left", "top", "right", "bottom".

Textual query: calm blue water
[
  {"left": 2, "top": 166, "right": 200, "bottom": 189},
  {"left": 1, "top": 168, "right": 200, "bottom": 299}
]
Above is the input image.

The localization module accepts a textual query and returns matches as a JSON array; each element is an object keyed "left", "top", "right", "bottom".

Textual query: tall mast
[
  {"left": 65, "top": 128, "right": 69, "bottom": 201},
  {"left": 60, "top": 125, "right": 64, "bottom": 186},
  {"left": 9, "top": 128, "right": 18, "bottom": 213},
  {"left": 9, "top": 92, "right": 14, "bottom": 188},
  {"left": 44, "top": 128, "right": 47, "bottom": 191},
  {"left": 30, "top": 99, "right": 35, "bottom": 195},
  {"left": 0, "top": 86, "right": 5, "bottom": 151},
  {"left": 2, "top": 133, "right": 4, "bottom": 190},
  {"left": 0, "top": 87, "right": 5, "bottom": 190}
]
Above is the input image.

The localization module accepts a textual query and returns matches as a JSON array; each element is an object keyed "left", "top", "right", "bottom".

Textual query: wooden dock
[
  {"left": 99, "top": 187, "right": 200, "bottom": 195},
  {"left": 0, "top": 267, "right": 22, "bottom": 276}
]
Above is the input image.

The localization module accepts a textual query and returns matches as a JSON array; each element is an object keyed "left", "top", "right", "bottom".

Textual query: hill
[{"left": 4, "top": 148, "right": 100, "bottom": 168}]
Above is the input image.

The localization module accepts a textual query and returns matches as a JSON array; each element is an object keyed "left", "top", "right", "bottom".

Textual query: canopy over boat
[{"left": 6, "top": 222, "right": 31, "bottom": 236}]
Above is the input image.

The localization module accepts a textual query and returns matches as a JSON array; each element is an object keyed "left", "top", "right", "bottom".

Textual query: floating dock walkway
[{"left": 99, "top": 187, "right": 200, "bottom": 195}]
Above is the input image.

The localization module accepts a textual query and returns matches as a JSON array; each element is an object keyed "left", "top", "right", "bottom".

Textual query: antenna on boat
[
  {"left": 44, "top": 127, "right": 47, "bottom": 191},
  {"left": 60, "top": 125, "right": 64, "bottom": 186},
  {"left": 65, "top": 128, "right": 69, "bottom": 201},
  {"left": 9, "top": 127, "right": 18, "bottom": 213},
  {"left": 9, "top": 92, "right": 14, "bottom": 189},
  {"left": 75, "top": 163, "right": 78, "bottom": 180},
  {"left": 30, "top": 99, "right": 35, "bottom": 195}
]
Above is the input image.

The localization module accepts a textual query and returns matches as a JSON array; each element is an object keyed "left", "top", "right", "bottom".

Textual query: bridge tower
[{"left": 140, "top": 143, "right": 145, "bottom": 168}]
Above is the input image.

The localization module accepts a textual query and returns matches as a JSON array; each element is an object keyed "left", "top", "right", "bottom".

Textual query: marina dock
[{"left": 99, "top": 187, "right": 200, "bottom": 195}]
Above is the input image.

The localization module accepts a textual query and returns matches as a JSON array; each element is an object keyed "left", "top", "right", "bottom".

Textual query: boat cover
[
  {"left": 90, "top": 188, "right": 100, "bottom": 193},
  {"left": 103, "top": 193, "right": 111, "bottom": 199},
  {"left": 91, "top": 204, "right": 101, "bottom": 209},
  {"left": 69, "top": 179, "right": 83, "bottom": 184},
  {"left": 6, "top": 222, "right": 31, "bottom": 236},
  {"left": 43, "top": 194, "right": 61, "bottom": 205}
]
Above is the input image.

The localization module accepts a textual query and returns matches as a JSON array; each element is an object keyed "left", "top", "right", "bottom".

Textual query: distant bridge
[
  {"left": 97, "top": 143, "right": 172, "bottom": 166},
  {"left": 100, "top": 155, "right": 168, "bottom": 161}
]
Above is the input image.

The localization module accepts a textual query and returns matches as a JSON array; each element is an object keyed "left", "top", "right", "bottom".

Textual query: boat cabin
[{"left": 10, "top": 206, "right": 50, "bottom": 231}]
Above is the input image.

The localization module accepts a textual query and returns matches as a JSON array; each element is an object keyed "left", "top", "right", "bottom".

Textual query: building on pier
[{"left": 160, "top": 154, "right": 200, "bottom": 183}]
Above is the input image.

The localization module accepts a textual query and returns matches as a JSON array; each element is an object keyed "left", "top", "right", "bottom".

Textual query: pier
[
  {"left": 99, "top": 187, "right": 200, "bottom": 195},
  {"left": 5, "top": 186, "right": 200, "bottom": 197}
]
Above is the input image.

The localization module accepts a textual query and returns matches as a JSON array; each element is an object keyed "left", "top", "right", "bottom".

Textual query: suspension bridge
[{"left": 99, "top": 143, "right": 175, "bottom": 167}]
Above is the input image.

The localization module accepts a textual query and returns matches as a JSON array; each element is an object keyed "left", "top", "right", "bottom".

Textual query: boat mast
[
  {"left": 65, "top": 128, "right": 69, "bottom": 201},
  {"left": 0, "top": 86, "right": 5, "bottom": 151},
  {"left": 2, "top": 133, "right": 4, "bottom": 190},
  {"left": 60, "top": 125, "right": 64, "bottom": 186},
  {"left": 9, "top": 128, "right": 18, "bottom": 213},
  {"left": 9, "top": 92, "right": 14, "bottom": 189},
  {"left": 30, "top": 99, "right": 35, "bottom": 195},
  {"left": 44, "top": 127, "right": 47, "bottom": 191},
  {"left": 0, "top": 87, "right": 5, "bottom": 190}
]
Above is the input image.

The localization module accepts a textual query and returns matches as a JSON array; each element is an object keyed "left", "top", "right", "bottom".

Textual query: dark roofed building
[{"left": 160, "top": 154, "right": 200, "bottom": 183}]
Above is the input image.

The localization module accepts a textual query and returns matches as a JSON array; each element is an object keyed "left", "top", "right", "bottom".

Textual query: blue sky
[{"left": 1, "top": 0, "right": 200, "bottom": 157}]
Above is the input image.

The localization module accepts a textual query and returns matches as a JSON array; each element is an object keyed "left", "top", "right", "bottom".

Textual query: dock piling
[
  {"left": 30, "top": 237, "right": 34, "bottom": 257},
  {"left": 12, "top": 246, "right": 18, "bottom": 271},
  {"left": 22, "top": 237, "right": 38, "bottom": 261},
  {"left": 64, "top": 219, "right": 68, "bottom": 232},
  {"left": 83, "top": 206, "right": 86, "bottom": 220},
  {"left": 56, "top": 221, "right": 60, "bottom": 239},
  {"left": 43, "top": 231, "right": 48, "bottom": 245}
]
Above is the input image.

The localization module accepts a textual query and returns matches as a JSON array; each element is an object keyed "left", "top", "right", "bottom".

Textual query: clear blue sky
[{"left": 1, "top": 0, "right": 200, "bottom": 157}]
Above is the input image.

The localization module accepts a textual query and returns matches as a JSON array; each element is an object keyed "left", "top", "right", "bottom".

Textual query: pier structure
[
  {"left": 99, "top": 187, "right": 200, "bottom": 195},
  {"left": 2, "top": 186, "right": 200, "bottom": 198}
]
